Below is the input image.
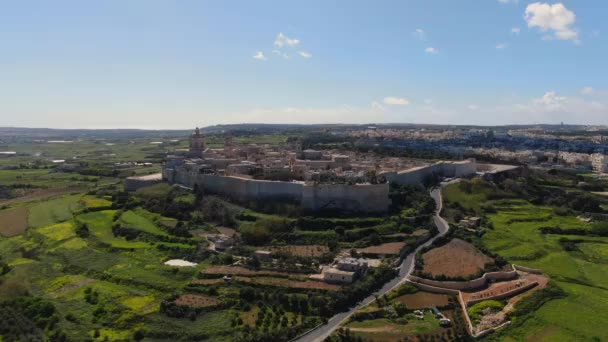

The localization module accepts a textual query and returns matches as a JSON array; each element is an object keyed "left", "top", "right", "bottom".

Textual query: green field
[
  {"left": 443, "top": 180, "right": 608, "bottom": 341},
  {"left": 28, "top": 194, "right": 83, "bottom": 228}
]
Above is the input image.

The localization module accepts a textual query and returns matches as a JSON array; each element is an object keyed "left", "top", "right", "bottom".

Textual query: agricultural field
[
  {"left": 357, "top": 242, "right": 406, "bottom": 256},
  {"left": 393, "top": 292, "right": 450, "bottom": 310},
  {"left": 0, "top": 131, "right": 443, "bottom": 342},
  {"left": 443, "top": 175, "right": 608, "bottom": 341},
  {"left": 421, "top": 238, "right": 494, "bottom": 279},
  {"left": 0, "top": 207, "right": 28, "bottom": 237},
  {"left": 329, "top": 284, "right": 469, "bottom": 342},
  {"left": 269, "top": 244, "right": 329, "bottom": 258}
]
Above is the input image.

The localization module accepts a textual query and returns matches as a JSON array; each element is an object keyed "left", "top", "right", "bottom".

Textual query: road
[{"left": 295, "top": 187, "right": 450, "bottom": 342}]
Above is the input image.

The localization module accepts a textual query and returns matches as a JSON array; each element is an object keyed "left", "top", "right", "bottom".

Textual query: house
[
  {"left": 322, "top": 268, "right": 356, "bottom": 284},
  {"left": 206, "top": 234, "right": 234, "bottom": 251},
  {"left": 459, "top": 216, "right": 481, "bottom": 229},
  {"left": 336, "top": 257, "right": 368, "bottom": 274}
]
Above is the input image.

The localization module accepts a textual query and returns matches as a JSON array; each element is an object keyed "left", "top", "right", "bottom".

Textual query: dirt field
[
  {"left": 174, "top": 294, "right": 221, "bottom": 308},
  {"left": 0, "top": 207, "right": 28, "bottom": 237},
  {"left": 393, "top": 292, "right": 450, "bottom": 309},
  {"left": 358, "top": 242, "right": 406, "bottom": 255},
  {"left": 191, "top": 279, "right": 225, "bottom": 285},
  {"left": 269, "top": 245, "right": 329, "bottom": 258},
  {"left": 234, "top": 276, "right": 340, "bottom": 291},
  {"left": 422, "top": 238, "right": 493, "bottom": 278},
  {"left": 215, "top": 226, "right": 239, "bottom": 237}
]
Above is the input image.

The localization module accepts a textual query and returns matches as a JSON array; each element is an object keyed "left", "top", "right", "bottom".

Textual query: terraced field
[{"left": 443, "top": 180, "right": 608, "bottom": 341}]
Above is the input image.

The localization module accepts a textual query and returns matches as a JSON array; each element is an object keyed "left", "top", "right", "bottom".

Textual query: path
[{"left": 295, "top": 186, "right": 451, "bottom": 342}]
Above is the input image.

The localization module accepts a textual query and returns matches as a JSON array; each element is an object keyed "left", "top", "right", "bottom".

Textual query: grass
[
  {"left": 345, "top": 312, "right": 440, "bottom": 339},
  {"left": 467, "top": 300, "right": 505, "bottom": 323},
  {"left": 443, "top": 181, "right": 608, "bottom": 341},
  {"left": 119, "top": 210, "right": 169, "bottom": 237},
  {"left": 27, "top": 194, "right": 83, "bottom": 228},
  {"left": 77, "top": 210, "right": 149, "bottom": 249},
  {"left": 80, "top": 195, "right": 112, "bottom": 209},
  {"left": 36, "top": 222, "right": 76, "bottom": 241}
]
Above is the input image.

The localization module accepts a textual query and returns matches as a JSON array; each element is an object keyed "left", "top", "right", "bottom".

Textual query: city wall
[
  {"left": 382, "top": 159, "right": 477, "bottom": 186},
  {"left": 302, "top": 183, "right": 391, "bottom": 213},
  {"left": 163, "top": 159, "right": 478, "bottom": 213}
]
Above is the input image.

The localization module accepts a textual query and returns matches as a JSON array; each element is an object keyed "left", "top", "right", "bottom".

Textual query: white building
[
  {"left": 322, "top": 268, "right": 356, "bottom": 284},
  {"left": 591, "top": 153, "right": 608, "bottom": 173}
]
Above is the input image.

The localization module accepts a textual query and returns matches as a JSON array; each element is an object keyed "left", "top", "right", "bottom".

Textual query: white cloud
[
  {"left": 252, "top": 51, "right": 267, "bottom": 61},
  {"left": 383, "top": 97, "right": 410, "bottom": 106},
  {"left": 533, "top": 91, "right": 567, "bottom": 112},
  {"left": 371, "top": 101, "right": 387, "bottom": 112},
  {"left": 496, "top": 43, "right": 508, "bottom": 49},
  {"left": 272, "top": 49, "right": 290, "bottom": 59},
  {"left": 274, "top": 32, "right": 300, "bottom": 48},
  {"left": 511, "top": 27, "right": 521, "bottom": 34},
  {"left": 298, "top": 51, "right": 312, "bottom": 58},
  {"left": 504, "top": 90, "right": 607, "bottom": 124},
  {"left": 524, "top": 2, "right": 579, "bottom": 41},
  {"left": 412, "top": 28, "right": 426, "bottom": 41},
  {"left": 425, "top": 47, "right": 438, "bottom": 54},
  {"left": 581, "top": 86, "right": 594, "bottom": 95}
]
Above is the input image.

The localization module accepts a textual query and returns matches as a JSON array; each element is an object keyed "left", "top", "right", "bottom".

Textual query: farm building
[{"left": 322, "top": 268, "right": 356, "bottom": 284}]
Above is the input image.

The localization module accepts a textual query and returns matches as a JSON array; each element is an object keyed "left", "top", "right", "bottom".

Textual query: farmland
[
  {"left": 421, "top": 238, "right": 494, "bottom": 279},
  {"left": 0, "top": 207, "right": 28, "bottom": 237},
  {"left": 442, "top": 174, "right": 608, "bottom": 341},
  {"left": 329, "top": 283, "right": 470, "bottom": 342}
]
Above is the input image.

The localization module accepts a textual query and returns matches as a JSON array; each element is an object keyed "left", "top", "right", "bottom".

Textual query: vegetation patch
[
  {"left": 467, "top": 300, "right": 505, "bottom": 323},
  {"left": 269, "top": 245, "right": 330, "bottom": 258},
  {"left": 27, "top": 194, "right": 82, "bottom": 228}
]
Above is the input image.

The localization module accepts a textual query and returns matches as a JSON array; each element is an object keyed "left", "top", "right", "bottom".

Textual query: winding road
[{"left": 295, "top": 187, "right": 450, "bottom": 342}]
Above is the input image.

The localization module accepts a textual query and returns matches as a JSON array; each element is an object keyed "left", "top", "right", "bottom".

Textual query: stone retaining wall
[{"left": 408, "top": 267, "right": 518, "bottom": 291}]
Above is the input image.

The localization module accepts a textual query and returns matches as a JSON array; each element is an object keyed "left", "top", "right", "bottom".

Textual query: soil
[
  {"left": 358, "top": 242, "right": 406, "bottom": 255},
  {"left": 0, "top": 207, "right": 28, "bottom": 237},
  {"left": 393, "top": 292, "right": 450, "bottom": 309},
  {"left": 422, "top": 239, "right": 493, "bottom": 278}
]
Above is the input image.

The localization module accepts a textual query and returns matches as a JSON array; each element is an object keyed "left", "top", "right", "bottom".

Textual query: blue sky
[{"left": 0, "top": 0, "right": 606, "bottom": 128}]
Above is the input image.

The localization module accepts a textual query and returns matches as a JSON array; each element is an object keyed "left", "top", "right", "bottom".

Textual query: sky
[{"left": 0, "top": 0, "right": 607, "bottom": 129}]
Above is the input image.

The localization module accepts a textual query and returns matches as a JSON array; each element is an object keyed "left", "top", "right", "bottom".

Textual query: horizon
[
  {"left": 0, "top": 121, "right": 605, "bottom": 132},
  {"left": 1, "top": 1, "right": 607, "bottom": 128}
]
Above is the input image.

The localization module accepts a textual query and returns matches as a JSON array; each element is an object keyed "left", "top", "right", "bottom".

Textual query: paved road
[{"left": 295, "top": 187, "right": 450, "bottom": 342}]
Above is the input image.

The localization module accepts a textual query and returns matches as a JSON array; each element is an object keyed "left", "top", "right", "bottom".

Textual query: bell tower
[{"left": 189, "top": 127, "right": 205, "bottom": 157}]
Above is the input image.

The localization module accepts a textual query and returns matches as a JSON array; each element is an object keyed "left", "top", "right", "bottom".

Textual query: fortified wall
[
  {"left": 382, "top": 159, "right": 477, "bottom": 186},
  {"left": 163, "top": 168, "right": 390, "bottom": 213},
  {"left": 162, "top": 159, "right": 478, "bottom": 213}
]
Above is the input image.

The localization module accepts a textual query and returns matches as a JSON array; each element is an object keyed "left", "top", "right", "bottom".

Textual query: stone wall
[
  {"left": 301, "top": 183, "right": 391, "bottom": 213},
  {"left": 406, "top": 280, "right": 460, "bottom": 295},
  {"left": 408, "top": 268, "right": 518, "bottom": 291},
  {"left": 163, "top": 158, "right": 478, "bottom": 212},
  {"left": 196, "top": 174, "right": 303, "bottom": 203},
  {"left": 383, "top": 159, "right": 477, "bottom": 186}
]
